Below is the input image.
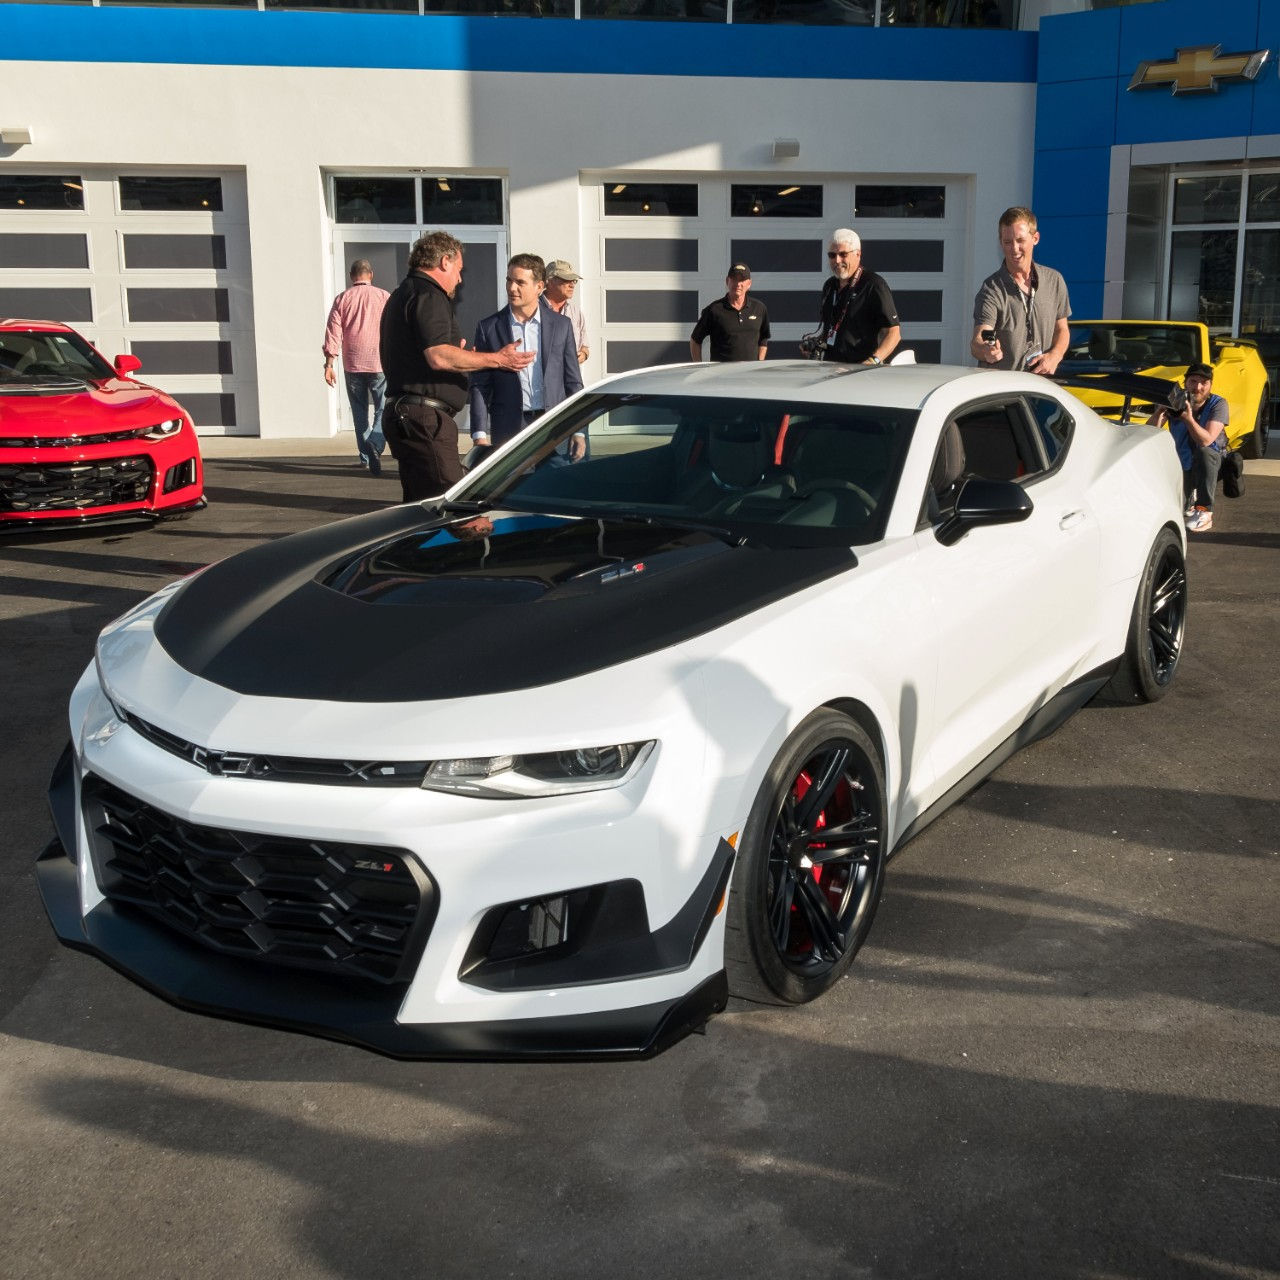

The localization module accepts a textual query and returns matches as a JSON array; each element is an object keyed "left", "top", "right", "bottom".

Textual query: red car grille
[
  {"left": 83, "top": 775, "right": 438, "bottom": 985},
  {"left": 0, "top": 428, "right": 152, "bottom": 448},
  {"left": 0, "top": 456, "right": 152, "bottom": 512}
]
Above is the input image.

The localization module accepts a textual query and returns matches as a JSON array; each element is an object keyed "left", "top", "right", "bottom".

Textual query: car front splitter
[{"left": 34, "top": 839, "right": 728, "bottom": 1062}]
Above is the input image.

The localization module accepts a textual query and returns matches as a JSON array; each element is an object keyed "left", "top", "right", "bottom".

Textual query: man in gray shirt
[{"left": 970, "top": 206, "right": 1071, "bottom": 376}]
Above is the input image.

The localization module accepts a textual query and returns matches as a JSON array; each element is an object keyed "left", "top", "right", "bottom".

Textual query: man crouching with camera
[
  {"left": 1148, "top": 362, "right": 1228, "bottom": 533},
  {"left": 801, "top": 229, "right": 900, "bottom": 366}
]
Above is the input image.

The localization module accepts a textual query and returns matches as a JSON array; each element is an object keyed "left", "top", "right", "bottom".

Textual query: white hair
[{"left": 829, "top": 228, "right": 861, "bottom": 251}]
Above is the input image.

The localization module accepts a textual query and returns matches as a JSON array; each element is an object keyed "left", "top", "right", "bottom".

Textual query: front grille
[
  {"left": 0, "top": 456, "right": 152, "bottom": 512},
  {"left": 119, "top": 707, "right": 430, "bottom": 786},
  {"left": 83, "top": 775, "right": 437, "bottom": 984},
  {"left": 0, "top": 427, "right": 153, "bottom": 449}
]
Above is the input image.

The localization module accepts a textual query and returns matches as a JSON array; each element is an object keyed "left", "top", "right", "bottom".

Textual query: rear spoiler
[{"left": 1052, "top": 371, "right": 1180, "bottom": 423}]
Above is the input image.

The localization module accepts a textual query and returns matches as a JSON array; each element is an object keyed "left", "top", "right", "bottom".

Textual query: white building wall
[{"left": 3, "top": 60, "right": 1035, "bottom": 437}]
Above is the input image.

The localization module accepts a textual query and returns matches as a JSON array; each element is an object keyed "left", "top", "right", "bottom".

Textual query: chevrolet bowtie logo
[{"left": 1129, "top": 45, "right": 1270, "bottom": 95}]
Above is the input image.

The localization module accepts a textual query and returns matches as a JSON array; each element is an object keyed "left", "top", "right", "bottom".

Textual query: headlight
[
  {"left": 142, "top": 418, "right": 184, "bottom": 440},
  {"left": 421, "top": 741, "right": 655, "bottom": 798}
]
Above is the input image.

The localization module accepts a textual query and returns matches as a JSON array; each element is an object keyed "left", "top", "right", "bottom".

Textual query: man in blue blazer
[{"left": 468, "top": 253, "right": 585, "bottom": 463}]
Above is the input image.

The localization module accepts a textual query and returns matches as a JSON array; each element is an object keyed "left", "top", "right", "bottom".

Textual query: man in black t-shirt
[
  {"left": 812, "top": 229, "right": 900, "bottom": 366},
  {"left": 380, "top": 230, "right": 534, "bottom": 502},
  {"left": 689, "top": 263, "right": 770, "bottom": 363}
]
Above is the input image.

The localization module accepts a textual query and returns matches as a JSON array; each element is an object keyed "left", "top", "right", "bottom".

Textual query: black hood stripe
[{"left": 155, "top": 506, "right": 854, "bottom": 702}]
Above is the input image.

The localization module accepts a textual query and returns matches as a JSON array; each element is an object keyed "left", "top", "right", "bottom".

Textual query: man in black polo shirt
[
  {"left": 380, "top": 230, "right": 534, "bottom": 502},
  {"left": 689, "top": 263, "right": 770, "bottom": 363},
  {"left": 812, "top": 228, "right": 900, "bottom": 366}
]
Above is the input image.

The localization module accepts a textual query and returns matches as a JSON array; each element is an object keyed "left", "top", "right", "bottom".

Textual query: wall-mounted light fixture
[
  {"left": 772, "top": 138, "right": 800, "bottom": 161},
  {"left": 1, "top": 127, "right": 34, "bottom": 146}
]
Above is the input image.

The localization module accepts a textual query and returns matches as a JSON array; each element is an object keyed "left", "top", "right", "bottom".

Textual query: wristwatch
[{"left": 869, "top": 355, "right": 882, "bottom": 366}]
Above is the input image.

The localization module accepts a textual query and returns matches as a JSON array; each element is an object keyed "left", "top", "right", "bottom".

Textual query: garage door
[
  {"left": 579, "top": 174, "right": 967, "bottom": 375},
  {"left": 0, "top": 168, "right": 256, "bottom": 434}
]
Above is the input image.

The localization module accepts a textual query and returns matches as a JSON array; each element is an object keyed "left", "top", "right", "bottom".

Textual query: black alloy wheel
[
  {"left": 1102, "top": 527, "right": 1187, "bottom": 704},
  {"left": 726, "top": 710, "right": 886, "bottom": 1005},
  {"left": 1243, "top": 390, "right": 1271, "bottom": 460}
]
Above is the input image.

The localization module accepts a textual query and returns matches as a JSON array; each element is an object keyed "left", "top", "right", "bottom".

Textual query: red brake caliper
[{"left": 792, "top": 770, "right": 827, "bottom": 887}]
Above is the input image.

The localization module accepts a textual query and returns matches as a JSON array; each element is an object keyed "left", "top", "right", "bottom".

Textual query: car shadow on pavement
[{"left": 19, "top": 1038, "right": 1279, "bottom": 1280}]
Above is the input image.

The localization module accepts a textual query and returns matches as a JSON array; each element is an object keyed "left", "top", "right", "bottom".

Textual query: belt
[{"left": 395, "top": 393, "right": 456, "bottom": 414}]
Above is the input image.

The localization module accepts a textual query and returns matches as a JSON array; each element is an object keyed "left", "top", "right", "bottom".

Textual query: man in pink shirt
[{"left": 323, "top": 259, "right": 390, "bottom": 476}]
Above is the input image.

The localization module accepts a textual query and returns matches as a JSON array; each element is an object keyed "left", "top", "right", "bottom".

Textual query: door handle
[{"left": 1058, "top": 510, "right": 1087, "bottom": 531}]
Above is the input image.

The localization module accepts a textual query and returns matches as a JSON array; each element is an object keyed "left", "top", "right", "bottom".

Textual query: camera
[
  {"left": 1167, "top": 384, "right": 1188, "bottom": 414},
  {"left": 798, "top": 330, "right": 827, "bottom": 361},
  {"left": 981, "top": 328, "right": 997, "bottom": 343}
]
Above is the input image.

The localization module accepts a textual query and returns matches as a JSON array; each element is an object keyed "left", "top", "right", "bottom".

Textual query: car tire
[
  {"left": 1101, "top": 527, "right": 1187, "bottom": 704},
  {"left": 1242, "top": 388, "right": 1270, "bottom": 460},
  {"left": 725, "top": 709, "right": 886, "bottom": 1005}
]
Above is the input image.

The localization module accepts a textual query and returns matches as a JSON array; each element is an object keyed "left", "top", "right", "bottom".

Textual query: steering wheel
[{"left": 794, "top": 479, "right": 876, "bottom": 518}]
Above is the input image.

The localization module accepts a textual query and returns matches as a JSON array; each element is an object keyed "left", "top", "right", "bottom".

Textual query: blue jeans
[{"left": 344, "top": 372, "right": 386, "bottom": 470}]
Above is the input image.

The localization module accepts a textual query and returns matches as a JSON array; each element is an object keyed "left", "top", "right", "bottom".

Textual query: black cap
[{"left": 727, "top": 263, "right": 751, "bottom": 281}]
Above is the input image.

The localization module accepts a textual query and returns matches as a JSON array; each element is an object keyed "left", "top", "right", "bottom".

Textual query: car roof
[
  {"left": 0, "top": 318, "right": 75, "bottom": 333},
  {"left": 594, "top": 359, "right": 1032, "bottom": 411}
]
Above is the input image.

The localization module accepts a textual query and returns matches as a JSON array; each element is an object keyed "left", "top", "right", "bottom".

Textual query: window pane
[
  {"left": 0, "top": 233, "right": 89, "bottom": 269},
  {"left": 266, "top": 0, "right": 416, "bottom": 9},
  {"left": 581, "top": 0, "right": 715, "bottom": 20},
  {"left": 1246, "top": 173, "right": 1280, "bottom": 223},
  {"left": 177, "top": 392, "right": 237, "bottom": 427},
  {"left": 0, "top": 288, "right": 93, "bottom": 322},
  {"left": 130, "top": 340, "right": 234, "bottom": 375},
  {"left": 730, "top": 239, "right": 821, "bottom": 273},
  {"left": 1026, "top": 395, "right": 1073, "bottom": 465},
  {"left": 420, "top": 177, "right": 504, "bottom": 225},
  {"left": 1240, "top": 229, "right": 1280, "bottom": 396},
  {"left": 119, "top": 176, "right": 223, "bottom": 212},
  {"left": 894, "top": 290, "right": 943, "bottom": 323},
  {"left": 123, "top": 235, "right": 227, "bottom": 270},
  {"left": 730, "top": 185, "right": 823, "bottom": 218},
  {"left": 605, "top": 340, "right": 691, "bottom": 373},
  {"left": 127, "top": 287, "right": 230, "bottom": 323},
  {"left": 0, "top": 175, "right": 84, "bottom": 212},
  {"left": 425, "top": 0, "right": 573, "bottom": 13},
  {"left": 604, "top": 183, "right": 698, "bottom": 218},
  {"left": 334, "top": 178, "right": 415, "bottom": 225},
  {"left": 606, "top": 290, "right": 699, "bottom": 323},
  {"left": 605, "top": 239, "right": 698, "bottom": 272},
  {"left": 862, "top": 239, "right": 944, "bottom": 271},
  {"left": 753, "top": 290, "right": 822, "bottom": 324},
  {"left": 856, "top": 185, "right": 945, "bottom": 218},
  {"left": 1168, "top": 230, "right": 1236, "bottom": 327},
  {"left": 1171, "top": 175, "right": 1240, "bottom": 225}
]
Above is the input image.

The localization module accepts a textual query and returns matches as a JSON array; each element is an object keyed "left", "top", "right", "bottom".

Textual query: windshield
[
  {"left": 0, "top": 328, "right": 114, "bottom": 389},
  {"left": 1062, "top": 324, "right": 1200, "bottom": 371},
  {"left": 454, "top": 392, "right": 917, "bottom": 547}
]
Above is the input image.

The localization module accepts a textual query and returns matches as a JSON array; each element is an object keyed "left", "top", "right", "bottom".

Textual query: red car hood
[{"left": 0, "top": 380, "right": 179, "bottom": 438}]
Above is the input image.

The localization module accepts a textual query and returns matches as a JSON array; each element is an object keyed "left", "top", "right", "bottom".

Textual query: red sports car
[{"left": 0, "top": 320, "right": 205, "bottom": 530}]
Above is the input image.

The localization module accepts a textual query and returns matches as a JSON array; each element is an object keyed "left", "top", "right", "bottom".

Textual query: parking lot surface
[{"left": 2, "top": 452, "right": 1277, "bottom": 1280}]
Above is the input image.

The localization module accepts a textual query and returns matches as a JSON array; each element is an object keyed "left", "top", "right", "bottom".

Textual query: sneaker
[
  {"left": 1186, "top": 508, "right": 1213, "bottom": 532},
  {"left": 1184, "top": 500, "right": 1197, "bottom": 517}
]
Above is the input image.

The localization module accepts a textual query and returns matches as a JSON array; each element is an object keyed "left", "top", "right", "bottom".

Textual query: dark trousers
[
  {"left": 1184, "top": 445, "right": 1223, "bottom": 511},
  {"left": 386, "top": 398, "right": 464, "bottom": 503}
]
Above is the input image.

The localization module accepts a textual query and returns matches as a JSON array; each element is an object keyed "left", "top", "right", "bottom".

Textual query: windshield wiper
[{"left": 607, "top": 509, "right": 753, "bottom": 548}]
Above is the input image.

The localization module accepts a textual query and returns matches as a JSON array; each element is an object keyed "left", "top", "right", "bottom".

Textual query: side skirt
[{"left": 891, "top": 662, "right": 1117, "bottom": 856}]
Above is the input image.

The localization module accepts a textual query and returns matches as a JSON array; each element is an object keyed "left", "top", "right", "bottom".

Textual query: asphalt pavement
[{"left": 1, "top": 447, "right": 1277, "bottom": 1280}]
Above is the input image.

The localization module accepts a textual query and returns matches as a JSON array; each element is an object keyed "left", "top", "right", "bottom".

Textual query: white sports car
[{"left": 37, "top": 361, "right": 1187, "bottom": 1059}]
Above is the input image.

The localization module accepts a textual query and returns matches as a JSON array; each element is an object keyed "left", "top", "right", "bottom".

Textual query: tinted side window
[
  {"left": 953, "top": 401, "right": 1040, "bottom": 483},
  {"left": 1025, "top": 395, "right": 1074, "bottom": 466}
]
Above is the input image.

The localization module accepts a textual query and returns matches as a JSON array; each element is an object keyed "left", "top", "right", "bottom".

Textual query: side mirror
[
  {"left": 936, "top": 477, "right": 1033, "bottom": 546},
  {"left": 113, "top": 354, "right": 142, "bottom": 377}
]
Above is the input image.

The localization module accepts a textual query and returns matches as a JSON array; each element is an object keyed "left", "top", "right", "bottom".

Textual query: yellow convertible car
[{"left": 1062, "top": 321, "right": 1271, "bottom": 458}]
